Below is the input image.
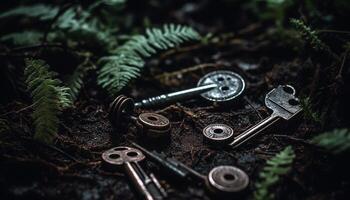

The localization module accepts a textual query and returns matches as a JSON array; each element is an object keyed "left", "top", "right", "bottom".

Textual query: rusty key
[
  {"left": 229, "top": 85, "right": 302, "bottom": 148},
  {"left": 109, "top": 95, "right": 171, "bottom": 139},
  {"left": 102, "top": 146, "right": 167, "bottom": 200}
]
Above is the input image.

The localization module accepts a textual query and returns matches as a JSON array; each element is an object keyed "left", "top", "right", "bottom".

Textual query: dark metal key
[
  {"left": 131, "top": 143, "right": 249, "bottom": 195},
  {"left": 102, "top": 146, "right": 167, "bottom": 200}
]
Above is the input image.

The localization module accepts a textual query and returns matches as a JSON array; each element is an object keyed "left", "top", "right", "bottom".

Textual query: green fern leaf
[
  {"left": 311, "top": 129, "right": 350, "bottom": 154},
  {"left": 290, "top": 18, "right": 340, "bottom": 61},
  {"left": 97, "top": 24, "right": 200, "bottom": 96},
  {"left": 0, "top": 31, "right": 43, "bottom": 46},
  {"left": 254, "top": 146, "right": 295, "bottom": 200},
  {"left": 24, "top": 59, "right": 72, "bottom": 143},
  {"left": 0, "top": 4, "right": 58, "bottom": 20},
  {"left": 65, "top": 61, "right": 95, "bottom": 101}
]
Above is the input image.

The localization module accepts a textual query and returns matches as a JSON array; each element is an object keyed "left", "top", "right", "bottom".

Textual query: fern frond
[
  {"left": 65, "top": 61, "right": 94, "bottom": 101},
  {"left": 0, "top": 4, "right": 58, "bottom": 20},
  {"left": 0, "top": 119, "right": 10, "bottom": 134},
  {"left": 300, "top": 97, "right": 321, "bottom": 122},
  {"left": 24, "top": 59, "right": 72, "bottom": 143},
  {"left": 54, "top": 7, "right": 116, "bottom": 49},
  {"left": 254, "top": 146, "right": 295, "bottom": 200},
  {"left": 290, "top": 18, "right": 340, "bottom": 61},
  {"left": 97, "top": 24, "right": 200, "bottom": 96},
  {"left": 0, "top": 31, "right": 43, "bottom": 46},
  {"left": 311, "top": 129, "right": 350, "bottom": 154}
]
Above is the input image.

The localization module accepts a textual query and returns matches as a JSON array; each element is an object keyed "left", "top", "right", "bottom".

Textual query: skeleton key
[
  {"left": 229, "top": 85, "right": 302, "bottom": 148},
  {"left": 132, "top": 143, "right": 249, "bottom": 195},
  {"left": 102, "top": 146, "right": 167, "bottom": 200},
  {"left": 134, "top": 70, "right": 245, "bottom": 108}
]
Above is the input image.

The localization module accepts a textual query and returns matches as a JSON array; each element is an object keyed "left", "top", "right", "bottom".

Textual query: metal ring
[{"left": 197, "top": 70, "right": 245, "bottom": 102}]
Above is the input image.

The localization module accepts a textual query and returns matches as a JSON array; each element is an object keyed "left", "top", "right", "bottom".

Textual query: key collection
[{"left": 102, "top": 70, "right": 302, "bottom": 200}]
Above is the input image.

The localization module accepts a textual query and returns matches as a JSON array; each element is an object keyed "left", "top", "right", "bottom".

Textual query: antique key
[
  {"left": 109, "top": 95, "right": 171, "bottom": 139},
  {"left": 132, "top": 143, "right": 249, "bottom": 195},
  {"left": 229, "top": 85, "right": 302, "bottom": 148},
  {"left": 102, "top": 146, "right": 167, "bottom": 200},
  {"left": 134, "top": 70, "right": 245, "bottom": 108}
]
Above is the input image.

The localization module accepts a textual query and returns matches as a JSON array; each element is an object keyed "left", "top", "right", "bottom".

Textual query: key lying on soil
[
  {"left": 229, "top": 85, "right": 302, "bottom": 148},
  {"left": 134, "top": 70, "right": 245, "bottom": 108},
  {"left": 132, "top": 143, "right": 249, "bottom": 195},
  {"left": 102, "top": 146, "right": 167, "bottom": 200},
  {"left": 109, "top": 95, "right": 171, "bottom": 139}
]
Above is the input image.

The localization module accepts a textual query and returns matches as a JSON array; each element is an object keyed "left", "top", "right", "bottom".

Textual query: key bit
[
  {"left": 109, "top": 95, "right": 171, "bottom": 139},
  {"left": 134, "top": 70, "right": 245, "bottom": 108},
  {"left": 229, "top": 85, "right": 302, "bottom": 148},
  {"left": 102, "top": 146, "right": 167, "bottom": 200}
]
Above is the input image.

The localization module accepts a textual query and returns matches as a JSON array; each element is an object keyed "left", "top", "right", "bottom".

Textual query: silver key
[
  {"left": 229, "top": 85, "right": 302, "bottom": 148},
  {"left": 102, "top": 146, "right": 167, "bottom": 200},
  {"left": 135, "top": 70, "right": 245, "bottom": 108}
]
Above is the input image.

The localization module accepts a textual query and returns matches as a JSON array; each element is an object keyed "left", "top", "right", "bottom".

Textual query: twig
[
  {"left": 273, "top": 134, "right": 311, "bottom": 145},
  {"left": 155, "top": 63, "right": 220, "bottom": 81},
  {"left": 317, "top": 29, "right": 350, "bottom": 34},
  {"left": 10, "top": 43, "right": 66, "bottom": 52},
  {"left": 0, "top": 103, "right": 35, "bottom": 117}
]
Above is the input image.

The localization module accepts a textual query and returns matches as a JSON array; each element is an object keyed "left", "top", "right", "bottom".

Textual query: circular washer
[
  {"left": 203, "top": 124, "right": 234, "bottom": 144},
  {"left": 137, "top": 113, "right": 170, "bottom": 130},
  {"left": 207, "top": 165, "right": 249, "bottom": 194},
  {"left": 197, "top": 70, "right": 245, "bottom": 102},
  {"left": 102, "top": 146, "right": 145, "bottom": 166}
]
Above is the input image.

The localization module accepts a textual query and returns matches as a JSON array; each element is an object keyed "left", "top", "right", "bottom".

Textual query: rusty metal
[
  {"left": 206, "top": 165, "right": 249, "bottom": 194},
  {"left": 109, "top": 95, "right": 171, "bottom": 139},
  {"left": 102, "top": 146, "right": 167, "bottom": 200}
]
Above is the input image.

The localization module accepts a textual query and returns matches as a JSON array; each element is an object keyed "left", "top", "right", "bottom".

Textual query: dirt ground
[{"left": 1, "top": 1, "right": 350, "bottom": 200}]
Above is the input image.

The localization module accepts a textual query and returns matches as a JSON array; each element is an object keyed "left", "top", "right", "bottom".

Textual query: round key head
[
  {"left": 102, "top": 146, "right": 145, "bottom": 170},
  {"left": 197, "top": 70, "right": 245, "bottom": 102},
  {"left": 203, "top": 124, "right": 234, "bottom": 145},
  {"left": 136, "top": 113, "right": 171, "bottom": 139},
  {"left": 206, "top": 166, "right": 249, "bottom": 194},
  {"left": 264, "top": 85, "right": 302, "bottom": 120},
  {"left": 137, "top": 113, "right": 170, "bottom": 130}
]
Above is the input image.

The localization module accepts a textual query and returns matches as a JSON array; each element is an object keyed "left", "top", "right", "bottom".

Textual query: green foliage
[
  {"left": 311, "top": 129, "right": 350, "bottom": 154},
  {"left": 97, "top": 24, "right": 201, "bottom": 95},
  {"left": 300, "top": 97, "right": 321, "bottom": 122},
  {"left": 0, "top": 3, "right": 121, "bottom": 49},
  {"left": 0, "top": 31, "right": 43, "bottom": 46},
  {"left": 65, "top": 61, "right": 94, "bottom": 101},
  {"left": 254, "top": 146, "right": 295, "bottom": 200},
  {"left": 53, "top": 7, "right": 117, "bottom": 49},
  {"left": 0, "top": 119, "right": 10, "bottom": 134},
  {"left": 24, "top": 59, "right": 72, "bottom": 143},
  {"left": 290, "top": 18, "right": 340, "bottom": 61},
  {"left": 0, "top": 4, "right": 58, "bottom": 20}
]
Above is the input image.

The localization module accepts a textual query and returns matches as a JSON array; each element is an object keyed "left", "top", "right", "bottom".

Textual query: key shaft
[
  {"left": 132, "top": 143, "right": 206, "bottom": 182},
  {"left": 229, "top": 115, "right": 280, "bottom": 148},
  {"left": 135, "top": 84, "right": 217, "bottom": 108},
  {"left": 125, "top": 162, "right": 166, "bottom": 200}
]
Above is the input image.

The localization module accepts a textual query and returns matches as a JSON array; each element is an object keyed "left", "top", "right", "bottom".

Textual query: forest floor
[{"left": 1, "top": 1, "right": 349, "bottom": 200}]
